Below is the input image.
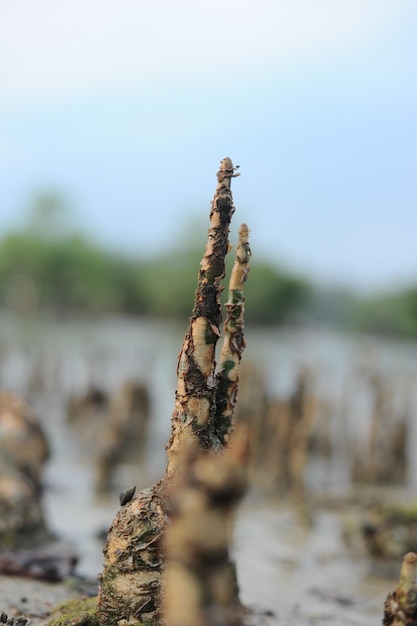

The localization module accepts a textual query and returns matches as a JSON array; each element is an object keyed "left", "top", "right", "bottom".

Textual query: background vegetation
[{"left": 1, "top": 193, "right": 416, "bottom": 337}]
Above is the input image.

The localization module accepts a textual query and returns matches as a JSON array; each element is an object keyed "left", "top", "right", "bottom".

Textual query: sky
[{"left": 0, "top": 0, "right": 416, "bottom": 291}]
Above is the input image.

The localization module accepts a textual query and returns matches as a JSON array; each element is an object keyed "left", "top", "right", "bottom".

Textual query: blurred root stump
[
  {"left": 236, "top": 365, "right": 321, "bottom": 504},
  {"left": 96, "top": 157, "right": 249, "bottom": 626},
  {"left": 96, "top": 380, "right": 151, "bottom": 494},
  {"left": 67, "top": 387, "right": 109, "bottom": 428},
  {"left": 277, "top": 367, "right": 314, "bottom": 504},
  {"left": 66, "top": 380, "right": 151, "bottom": 494},
  {"left": 383, "top": 552, "right": 417, "bottom": 626},
  {"left": 362, "top": 503, "right": 417, "bottom": 562},
  {"left": 351, "top": 368, "right": 407, "bottom": 485},
  {"left": 0, "top": 391, "right": 50, "bottom": 549}
]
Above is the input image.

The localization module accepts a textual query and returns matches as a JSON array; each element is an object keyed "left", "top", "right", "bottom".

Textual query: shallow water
[
  {"left": 1, "top": 313, "right": 416, "bottom": 624},
  {"left": 235, "top": 502, "right": 390, "bottom": 626}
]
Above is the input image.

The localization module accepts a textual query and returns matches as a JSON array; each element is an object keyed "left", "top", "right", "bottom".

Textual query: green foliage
[
  {"left": 0, "top": 193, "right": 311, "bottom": 323},
  {"left": 9, "top": 191, "right": 417, "bottom": 337},
  {"left": 0, "top": 194, "right": 146, "bottom": 315},
  {"left": 46, "top": 596, "right": 98, "bottom": 626},
  {"left": 350, "top": 286, "right": 417, "bottom": 337},
  {"left": 24, "top": 191, "right": 73, "bottom": 238},
  {"left": 139, "top": 247, "right": 202, "bottom": 318},
  {"left": 244, "top": 261, "right": 311, "bottom": 324},
  {"left": 0, "top": 231, "right": 144, "bottom": 314}
]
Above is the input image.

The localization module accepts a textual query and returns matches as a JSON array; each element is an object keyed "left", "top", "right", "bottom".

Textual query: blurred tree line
[
  {"left": 0, "top": 193, "right": 310, "bottom": 324},
  {"left": 350, "top": 288, "right": 417, "bottom": 337},
  {"left": 1, "top": 193, "right": 416, "bottom": 337}
]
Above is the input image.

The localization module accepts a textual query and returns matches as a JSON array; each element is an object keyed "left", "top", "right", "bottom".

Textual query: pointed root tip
[
  {"left": 404, "top": 553, "right": 417, "bottom": 565},
  {"left": 217, "top": 158, "right": 240, "bottom": 181},
  {"left": 219, "top": 157, "right": 236, "bottom": 171},
  {"left": 239, "top": 224, "right": 249, "bottom": 237}
]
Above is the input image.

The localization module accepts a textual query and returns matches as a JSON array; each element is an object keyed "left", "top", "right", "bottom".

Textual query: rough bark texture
[
  {"left": 97, "top": 158, "right": 249, "bottom": 626},
  {"left": 215, "top": 223, "right": 250, "bottom": 445},
  {"left": 165, "top": 157, "right": 240, "bottom": 478},
  {"left": 97, "top": 482, "right": 167, "bottom": 625},
  {"left": 383, "top": 552, "right": 417, "bottom": 626}
]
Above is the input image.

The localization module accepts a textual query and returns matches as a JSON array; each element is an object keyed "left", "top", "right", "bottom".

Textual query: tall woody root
[
  {"left": 96, "top": 158, "right": 250, "bottom": 626},
  {"left": 165, "top": 157, "right": 242, "bottom": 477}
]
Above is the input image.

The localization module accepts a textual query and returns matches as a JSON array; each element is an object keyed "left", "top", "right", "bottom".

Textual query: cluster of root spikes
[{"left": 49, "top": 157, "right": 251, "bottom": 626}]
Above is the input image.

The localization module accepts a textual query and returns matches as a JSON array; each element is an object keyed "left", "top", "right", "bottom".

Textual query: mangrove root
[{"left": 96, "top": 157, "right": 250, "bottom": 626}]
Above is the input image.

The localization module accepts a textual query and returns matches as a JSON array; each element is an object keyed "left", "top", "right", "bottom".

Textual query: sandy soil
[{"left": 0, "top": 575, "right": 90, "bottom": 626}]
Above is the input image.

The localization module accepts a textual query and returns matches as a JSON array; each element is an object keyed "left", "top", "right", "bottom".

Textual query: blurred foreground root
[{"left": 164, "top": 428, "right": 249, "bottom": 626}]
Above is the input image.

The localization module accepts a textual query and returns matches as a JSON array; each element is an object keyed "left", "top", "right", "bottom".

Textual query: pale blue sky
[{"left": 1, "top": 0, "right": 416, "bottom": 290}]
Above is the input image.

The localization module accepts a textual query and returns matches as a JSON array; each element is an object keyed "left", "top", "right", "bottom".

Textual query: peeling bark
[{"left": 215, "top": 223, "right": 250, "bottom": 445}]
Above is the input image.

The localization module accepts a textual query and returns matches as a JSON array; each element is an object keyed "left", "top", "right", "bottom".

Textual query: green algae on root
[
  {"left": 46, "top": 597, "right": 98, "bottom": 626},
  {"left": 363, "top": 504, "right": 417, "bottom": 560}
]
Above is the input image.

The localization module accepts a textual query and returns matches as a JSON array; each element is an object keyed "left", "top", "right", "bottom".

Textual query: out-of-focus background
[
  {"left": 1, "top": 2, "right": 417, "bottom": 624},
  {"left": 1, "top": 0, "right": 416, "bottom": 324}
]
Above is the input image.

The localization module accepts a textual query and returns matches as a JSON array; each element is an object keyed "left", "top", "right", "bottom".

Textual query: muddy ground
[
  {"left": 0, "top": 497, "right": 392, "bottom": 626},
  {"left": 1, "top": 316, "right": 414, "bottom": 625}
]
